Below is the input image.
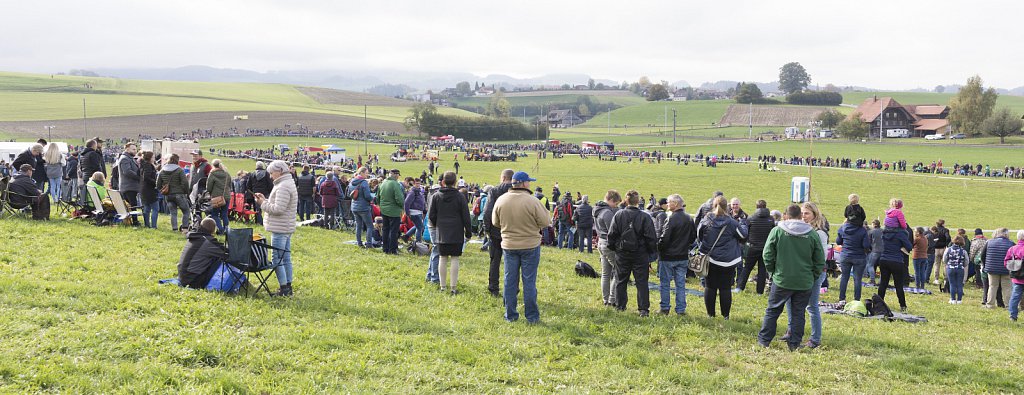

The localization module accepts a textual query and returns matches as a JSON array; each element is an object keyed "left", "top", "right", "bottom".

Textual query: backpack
[
  {"left": 472, "top": 197, "right": 482, "bottom": 216},
  {"left": 1007, "top": 249, "right": 1024, "bottom": 280},
  {"left": 616, "top": 211, "right": 640, "bottom": 251},
  {"left": 110, "top": 163, "right": 120, "bottom": 189},
  {"left": 407, "top": 241, "right": 430, "bottom": 256},
  {"left": 574, "top": 260, "right": 599, "bottom": 278},
  {"left": 865, "top": 294, "right": 893, "bottom": 317}
]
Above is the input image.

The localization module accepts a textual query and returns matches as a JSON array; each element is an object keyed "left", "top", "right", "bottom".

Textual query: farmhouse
[
  {"left": 852, "top": 97, "right": 950, "bottom": 138},
  {"left": 546, "top": 109, "right": 584, "bottom": 128}
]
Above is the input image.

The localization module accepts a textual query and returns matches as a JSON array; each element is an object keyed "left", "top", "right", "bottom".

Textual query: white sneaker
[{"left": 949, "top": 300, "right": 955, "bottom": 304}]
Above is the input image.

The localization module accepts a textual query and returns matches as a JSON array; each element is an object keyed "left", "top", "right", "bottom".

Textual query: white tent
[
  {"left": 0, "top": 142, "right": 69, "bottom": 162},
  {"left": 326, "top": 145, "right": 346, "bottom": 162}
]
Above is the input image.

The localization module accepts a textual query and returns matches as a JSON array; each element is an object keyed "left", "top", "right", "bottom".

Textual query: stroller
[{"left": 189, "top": 191, "right": 213, "bottom": 232}]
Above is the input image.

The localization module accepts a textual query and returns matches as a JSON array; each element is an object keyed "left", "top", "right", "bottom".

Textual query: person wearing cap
[
  {"left": 534, "top": 187, "right": 550, "bottom": 212},
  {"left": 7, "top": 164, "right": 45, "bottom": 216},
  {"left": 188, "top": 150, "right": 211, "bottom": 203},
  {"left": 378, "top": 168, "right": 406, "bottom": 255},
  {"left": 493, "top": 171, "right": 551, "bottom": 323},
  {"left": 969, "top": 228, "right": 987, "bottom": 290},
  {"left": 176, "top": 218, "right": 228, "bottom": 289}
]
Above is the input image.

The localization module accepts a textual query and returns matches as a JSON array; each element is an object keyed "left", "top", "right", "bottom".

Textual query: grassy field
[
  {"left": 2, "top": 137, "right": 1024, "bottom": 392},
  {"left": 0, "top": 71, "right": 476, "bottom": 122},
  {"left": 451, "top": 92, "right": 648, "bottom": 109}
]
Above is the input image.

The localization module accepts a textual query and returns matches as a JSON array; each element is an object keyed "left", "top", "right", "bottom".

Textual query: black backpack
[
  {"left": 616, "top": 211, "right": 640, "bottom": 251},
  {"left": 574, "top": 260, "right": 599, "bottom": 278},
  {"left": 865, "top": 294, "right": 894, "bottom": 317}
]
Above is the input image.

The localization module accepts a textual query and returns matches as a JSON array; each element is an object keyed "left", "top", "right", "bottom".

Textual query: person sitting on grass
[{"left": 176, "top": 218, "right": 229, "bottom": 289}]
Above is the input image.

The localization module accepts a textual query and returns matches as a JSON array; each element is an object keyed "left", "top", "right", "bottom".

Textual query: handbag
[
  {"left": 209, "top": 173, "right": 230, "bottom": 208},
  {"left": 689, "top": 225, "right": 727, "bottom": 277},
  {"left": 160, "top": 184, "right": 170, "bottom": 195}
]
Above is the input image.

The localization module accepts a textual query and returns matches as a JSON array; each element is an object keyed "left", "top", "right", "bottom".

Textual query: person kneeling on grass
[{"left": 177, "top": 218, "right": 229, "bottom": 289}]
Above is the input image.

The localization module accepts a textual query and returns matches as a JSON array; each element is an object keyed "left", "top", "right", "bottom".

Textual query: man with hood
[
  {"left": 482, "top": 169, "right": 515, "bottom": 297},
  {"left": 758, "top": 204, "right": 825, "bottom": 351},
  {"left": 348, "top": 167, "right": 376, "bottom": 248},
  {"left": 177, "top": 218, "right": 229, "bottom": 289},
  {"left": 738, "top": 200, "right": 776, "bottom": 294},
  {"left": 156, "top": 154, "right": 191, "bottom": 231},
  {"left": 246, "top": 162, "right": 273, "bottom": 225}
]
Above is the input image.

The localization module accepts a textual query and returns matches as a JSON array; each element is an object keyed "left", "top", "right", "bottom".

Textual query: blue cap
[{"left": 512, "top": 171, "right": 536, "bottom": 183}]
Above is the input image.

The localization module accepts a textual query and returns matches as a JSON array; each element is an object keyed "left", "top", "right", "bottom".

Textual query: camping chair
[
  {"left": 339, "top": 199, "right": 354, "bottom": 231},
  {"left": 229, "top": 192, "right": 255, "bottom": 223},
  {"left": 224, "top": 227, "right": 289, "bottom": 297},
  {"left": 0, "top": 176, "right": 32, "bottom": 219},
  {"left": 85, "top": 185, "right": 107, "bottom": 218},
  {"left": 108, "top": 189, "right": 142, "bottom": 226}
]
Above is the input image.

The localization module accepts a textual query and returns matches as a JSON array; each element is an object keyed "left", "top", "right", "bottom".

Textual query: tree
[
  {"left": 934, "top": 85, "right": 945, "bottom": 93},
  {"left": 455, "top": 81, "right": 472, "bottom": 97},
  {"left": 587, "top": 78, "right": 595, "bottom": 90},
  {"left": 836, "top": 112, "right": 870, "bottom": 140},
  {"left": 734, "top": 82, "right": 763, "bottom": 104},
  {"left": 816, "top": 108, "right": 844, "bottom": 129},
  {"left": 948, "top": 75, "right": 998, "bottom": 135},
  {"left": 406, "top": 102, "right": 438, "bottom": 137},
  {"left": 595, "top": 82, "right": 606, "bottom": 90},
  {"left": 487, "top": 90, "right": 511, "bottom": 118},
  {"left": 980, "top": 107, "right": 1022, "bottom": 144},
  {"left": 778, "top": 62, "right": 811, "bottom": 94},
  {"left": 637, "top": 76, "right": 652, "bottom": 88},
  {"left": 561, "top": 83, "right": 571, "bottom": 90},
  {"left": 578, "top": 104, "right": 591, "bottom": 117},
  {"left": 646, "top": 84, "right": 670, "bottom": 101}
]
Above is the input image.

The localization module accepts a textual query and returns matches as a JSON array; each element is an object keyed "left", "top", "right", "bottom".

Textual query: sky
[{"left": 2, "top": 0, "right": 1023, "bottom": 90}]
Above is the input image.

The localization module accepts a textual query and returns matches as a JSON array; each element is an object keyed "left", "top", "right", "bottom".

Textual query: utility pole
[
  {"left": 748, "top": 101, "right": 753, "bottom": 139},
  {"left": 672, "top": 109, "right": 677, "bottom": 144},
  {"left": 45, "top": 125, "right": 55, "bottom": 140},
  {"left": 82, "top": 98, "right": 88, "bottom": 142},
  {"left": 364, "top": 104, "right": 368, "bottom": 156}
]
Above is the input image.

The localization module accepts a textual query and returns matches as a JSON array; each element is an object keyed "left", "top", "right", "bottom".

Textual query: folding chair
[
  {"left": 224, "top": 228, "right": 288, "bottom": 297},
  {"left": 229, "top": 192, "right": 255, "bottom": 223},
  {"left": 85, "top": 185, "right": 107, "bottom": 218},
  {"left": 108, "top": 189, "right": 142, "bottom": 226},
  {"left": 339, "top": 199, "right": 354, "bottom": 231},
  {"left": 0, "top": 176, "right": 32, "bottom": 219}
]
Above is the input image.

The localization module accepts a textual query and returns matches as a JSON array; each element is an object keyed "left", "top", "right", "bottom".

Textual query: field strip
[{"left": 736, "top": 160, "right": 1024, "bottom": 185}]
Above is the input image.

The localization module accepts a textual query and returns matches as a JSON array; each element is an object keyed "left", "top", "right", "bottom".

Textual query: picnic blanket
[
  {"left": 820, "top": 301, "right": 928, "bottom": 323},
  {"left": 648, "top": 281, "right": 704, "bottom": 297},
  {"left": 861, "top": 282, "right": 933, "bottom": 295}
]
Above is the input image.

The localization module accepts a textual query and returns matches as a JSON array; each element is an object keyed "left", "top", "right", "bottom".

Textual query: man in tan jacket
[{"left": 493, "top": 171, "right": 551, "bottom": 323}]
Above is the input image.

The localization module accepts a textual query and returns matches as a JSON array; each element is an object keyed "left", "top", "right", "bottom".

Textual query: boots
[{"left": 274, "top": 283, "right": 293, "bottom": 297}]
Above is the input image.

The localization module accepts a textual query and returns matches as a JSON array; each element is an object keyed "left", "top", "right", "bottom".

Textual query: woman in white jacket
[{"left": 255, "top": 160, "right": 298, "bottom": 297}]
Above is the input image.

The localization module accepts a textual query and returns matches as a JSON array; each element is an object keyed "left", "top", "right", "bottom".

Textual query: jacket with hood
[
  {"left": 156, "top": 164, "right": 188, "bottom": 196},
  {"left": 607, "top": 206, "right": 658, "bottom": 260},
  {"left": 262, "top": 173, "right": 298, "bottom": 234},
  {"left": 836, "top": 223, "right": 872, "bottom": 261},
  {"left": 880, "top": 227, "right": 913, "bottom": 263},
  {"left": 650, "top": 206, "right": 668, "bottom": 237},
  {"left": 574, "top": 202, "right": 594, "bottom": 229},
  {"left": 697, "top": 214, "right": 749, "bottom": 266},
  {"left": 177, "top": 229, "right": 229, "bottom": 289},
  {"left": 65, "top": 155, "right": 79, "bottom": 180},
  {"left": 246, "top": 169, "right": 273, "bottom": 197},
  {"left": 658, "top": 209, "right": 697, "bottom": 261},
  {"left": 79, "top": 147, "right": 106, "bottom": 179},
  {"left": 762, "top": 219, "right": 825, "bottom": 291},
  {"left": 427, "top": 187, "right": 472, "bottom": 244},
  {"left": 189, "top": 158, "right": 211, "bottom": 192},
  {"left": 206, "top": 168, "right": 231, "bottom": 204},
  {"left": 348, "top": 176, "right": 374, "bottom": 212},
  {"left": 482, "top": 182, "right": 512, "bottom": 234},
  {"left": 982, "top": 236, "right": 1014, "bottom": 275},
  {"left": 318, "top": 176, "right": 342, "bottom": 209},
  {"left": 403, "top": 186, "right": 427, "bottom": 214},
  {"left": 117, "top": 153, "right": 141, "bottom": 193},
  {"left": 746, "top": 207, "right": 776, "bottom": 250},
  {"left": 140, "top": 161, "right": 158, "bottom": 204},
  {"left": 844, "top": 204, "right": 866, "bottom": 227},
  {"left": 593, "top": 201, "right": 618, "bottom": 241},
  {"left": 1005, "top": 240, "right": 1024, "bottom": 285}
]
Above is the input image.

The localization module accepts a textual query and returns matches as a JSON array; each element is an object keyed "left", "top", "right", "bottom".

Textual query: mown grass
[
  {"left": 1, "top": 210, "right": 1022, "bottom": 392},
  {"left": 451, "top": 93, "right": 648, "bottom": 109}
]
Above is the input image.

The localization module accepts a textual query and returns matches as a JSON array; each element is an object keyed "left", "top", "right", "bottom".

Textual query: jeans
[
  {"left": 913, "top": 258, "right": 929, "bottom": 289},
  {"left": 504, "top": 246, "right": 541, "bottom": 322},
  {"left": 382, "top": 215, "right": 401, "bottom": 254},
  {"left": 866, "top": 252, "right": 880, "bottom": 282},
  {"left": 704, "top": 263, "right": 735, "bottom": 318},
  {"left": 616, "top": 254, "right": 650, "bottom": 313},
  {"left": 788, "top": 271, "right": 825, "bottom": 344},
  {"left": 210, "top": 205, "right": 230, "bottom": 233},
  {"left": 142, "top": 200, "right": 159, "bottom": 229},
  {"left": 599, "top": 241, "right": 618, "bottom": 305},
  {"left": 426, "top": 242, "right": 440, "bottom": 283},
  {"left": 166, "top": 194, "right": 191, "bottom": 230},
  {"left": 1010, "top": 283, "right": 1024, "bottom": 320},
  {"left": 659, "top": 259, "right": 688, "bottom": 313},
  {"left": 839, "top": 257, "right": 866, "bottom": 301},
  {"left": 409, "top": 214, "right": 424, "bottom": 243},
  {"left": 48, "top": 177, "right": 61, "bottom": 202},
  {"left": 947, "top": 267, "right": 965, "bottom": 301},
  {"left": 271, "top": 232, "right": 293, "bottom": 286},
  {"left": 297, "top": 197, "right": 314, "bottom": 221},
  {"left": 577, "top": 226, "right": 593, "bottom": 253},
  {"left": 758, "top": 284, "right": 812, "bottom": 349},
  {"left": 878, "top": 259, "right": 908, "bottom": 309},
  {"left": 557, "top": 223, "right": 575, "bottom": 249},
  {"left": 353, "top": 210, "right": 374, "bottom": 247},
  {"left": 738, "top": 248, "right": 766, "bottom": 294},
  {"left": 924, "top": 254, "right": 935, "bottom": 283},
  {"left": 487, "top": 230, "right": 502, "bottom": 293}
]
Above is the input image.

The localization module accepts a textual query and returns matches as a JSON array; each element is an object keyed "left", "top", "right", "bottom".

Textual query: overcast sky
[{"left": 3, "top": 0, "right": 1023, "bottom": 89}]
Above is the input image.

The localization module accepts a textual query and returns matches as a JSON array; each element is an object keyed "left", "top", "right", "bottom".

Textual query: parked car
[
  {"left": 950, "top": 133, "right": 966, "bottom": 139},
  {"left": 924, "top": 134, "right": 945, "bottom": 140}
]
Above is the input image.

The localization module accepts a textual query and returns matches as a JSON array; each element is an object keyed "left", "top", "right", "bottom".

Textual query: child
[
  {"left": 844, "top": 194, "right": 866, "bottom": 227},
  {"left": 371, "top": 216, "right": 384, "bottom": 248},
  {"left": 884, "top": 198, "right": 907, "bottom": 229},
  {"left": 912, "top": 227, "right": 929, "bottom": 289},
  {"left": 942, "top": 236, "right": 968, "bottom": 304}
]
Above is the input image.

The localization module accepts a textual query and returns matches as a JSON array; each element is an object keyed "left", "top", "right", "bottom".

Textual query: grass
[
  {"left": 0, "top": 71, "right": 477, "bottom": 122},
  {"left": 451, "top": 93, "right": 648, "bottom": 109},
  {"left": 2, "top": 137, "right": 1024, "bottom": 392}
]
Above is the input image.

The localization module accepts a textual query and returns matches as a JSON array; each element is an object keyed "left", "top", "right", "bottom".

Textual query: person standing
[
  {"left": 595, "top": 190, "right": 621, "bottom": 306},
  {"left": 866, "top": 219, "right": 884, "bottom": 285},
  {"left": 757, "top": 204, "right": 825, "bottom": 351},
  {"left": 786, "top": 202, "right": 829, "bottom": 347},
  {"left": 932, "top": 219, "right": 951, "bottom": 285},
  {"left": 608, "top": 190, "right": 658, "bottom": 317},
  {"left": 65, "top": 151, "right": 79, "bottom": 203},
  {"left": 836, "top": 218, "right": 871, "bottom": 301},
  {"left": 738, "top": 200, "right": 775, "bottom": 294},
  {"left": 878, "top": 220, "right": 913, "bottom": 312},
  {"left": 378, "top": 169, "right": 406, "bottom": 255},
  {"left": 156, "top": 154, "right": 190, "bottom": 232},
  {"left": 1004, "top": 230, "right": 1024, "bottom": 321},
  {"left": 117, "top": 143, "right": 141, "bottom": 225},
  {"left": 981, "top": 228, "right": 1014, "bottom": 309},
  {"left": 574, "top": 195, "right": 595, "bottom": 254},
  {"left": 348, "top": 167, "right": 375, "bottom": 248},
  {"left": 912, "top": 228, "right": 929, "bottom": 289},
  {"left": 493, "top": 171, "right": 551, "bottom": 323},
  {"left": 318, "top": 171, "right": 342, "bottom": 229},
  {"left": 188, "top": 150, "right": 211, "bottom": 203},
  {"left": 657, "top": 194, "right": 696, "bottom": 315},
  {"left": 554, "top": 193, "right": 575, "bottom": 250},
  {"left": 42, "top": 143, "right": 65, "bottom": 203},
  {"left": 139, "top": 151, "right": 159, "bottom": 229},
  {"left": 14, "top": 143, "right": 45, "bottom": 190},
  {"left": 255, "top": 160, "right": 298, "bottom": 297},
  {"left": 696, "top": 195, "right": 748, "bottom": 319},
  {"left": 206, "top": 159, "right": 232, "bottom": 234},
  {"left": 295, "top": 166, "right": 316, "bottom": 221},
  {"left": 969, "top": 228, "right": 988, "bottom": 296},
  {"left": 246, "top": 162, "right": 273, "bottom": 225},
  {"left": 428, "top": 171, "right": 472, "bottom": 295},
  {"left": 482, "top": 169, "right": 514, "bottom": 297},
  {"left": 403, "top": 177, "right": 427, "bottom": 243},
  {"left": 942, "top": 236, "right": 969, "bottom": 304}
]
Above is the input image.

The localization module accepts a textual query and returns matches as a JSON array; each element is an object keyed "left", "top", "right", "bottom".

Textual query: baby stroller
[{"left": 189, "top": 191, "right": 212, "bottom": 232}]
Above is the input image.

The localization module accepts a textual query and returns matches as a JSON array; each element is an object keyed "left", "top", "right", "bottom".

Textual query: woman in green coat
[{"left": 206, "top": 159, "right": 232, "bottom": 234}]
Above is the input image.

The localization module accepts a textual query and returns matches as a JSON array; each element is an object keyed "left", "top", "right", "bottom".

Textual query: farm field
[{"left": 451, "top": 92, "right": 647, "bottom": 109}]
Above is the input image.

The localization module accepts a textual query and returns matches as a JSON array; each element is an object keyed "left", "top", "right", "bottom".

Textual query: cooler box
[{"left": 791, "top": 177, "right": 809, "bottom": 203}]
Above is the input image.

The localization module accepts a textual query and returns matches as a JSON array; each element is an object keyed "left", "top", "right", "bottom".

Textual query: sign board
[
  {"left": 885, "top": 129, "right": 909, "bottom": 138},
  {"left": 792, "top": 177, "right": 810, "bottom": 203}
]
